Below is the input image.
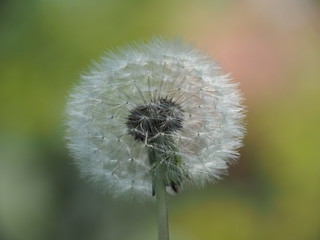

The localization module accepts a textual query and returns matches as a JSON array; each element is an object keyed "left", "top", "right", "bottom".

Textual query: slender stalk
[{"left": 155, "top": 177, "right": 169, "bottom": 240}]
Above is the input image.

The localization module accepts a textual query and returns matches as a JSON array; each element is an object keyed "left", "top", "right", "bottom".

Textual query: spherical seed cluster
[{"left": 65, "top": 37, "right": 245, "bottom": 198}]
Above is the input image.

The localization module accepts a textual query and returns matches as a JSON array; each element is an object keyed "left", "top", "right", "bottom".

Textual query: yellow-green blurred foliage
[{"left": 1, "top": 0, "right": 320, "bottom": 239}]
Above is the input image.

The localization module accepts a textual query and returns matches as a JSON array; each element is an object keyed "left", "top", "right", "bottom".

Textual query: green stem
[{"left": 155, "top": 176, "right": 169, "bottom": 240}]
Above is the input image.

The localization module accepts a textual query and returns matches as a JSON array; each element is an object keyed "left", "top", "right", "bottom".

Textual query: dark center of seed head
[{"left": 126, "top": 97, "right": 184, "bottom": 142}]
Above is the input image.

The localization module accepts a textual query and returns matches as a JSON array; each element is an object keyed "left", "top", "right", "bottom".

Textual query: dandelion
[{"left": 65, "top": 37, "right": 245, "bottom": 240}]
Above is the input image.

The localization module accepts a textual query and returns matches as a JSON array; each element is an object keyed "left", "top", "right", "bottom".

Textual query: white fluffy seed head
[{"left": 65, "top": 37, "right": 246, "bottom": 199}]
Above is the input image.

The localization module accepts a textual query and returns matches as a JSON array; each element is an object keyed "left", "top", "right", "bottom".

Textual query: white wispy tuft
[{"left": 65, "top": 37, "right": 246, "bottom": 199}]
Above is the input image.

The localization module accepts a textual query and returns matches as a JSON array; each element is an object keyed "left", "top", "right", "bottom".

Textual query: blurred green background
[{"left": 1, "top": 0, "right": 320, "bottom": 239}]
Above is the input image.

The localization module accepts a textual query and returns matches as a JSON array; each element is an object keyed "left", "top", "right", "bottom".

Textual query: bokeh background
[{"left": 1, "top": 0, "right": 320, "bottom": 239}]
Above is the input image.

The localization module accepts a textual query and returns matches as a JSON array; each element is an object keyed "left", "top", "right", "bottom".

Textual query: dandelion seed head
[{"left": 65, "top": 37, "right": 246, "bottom": 199}]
